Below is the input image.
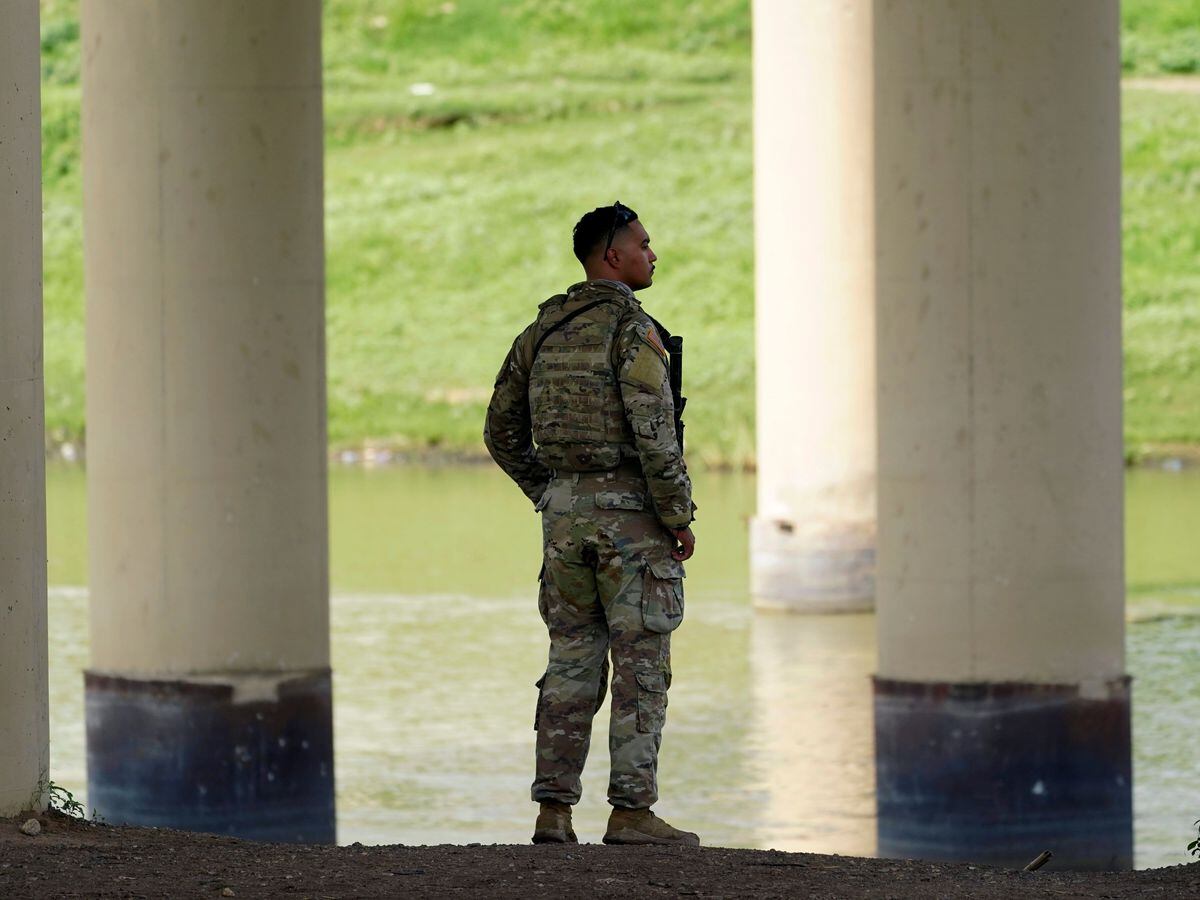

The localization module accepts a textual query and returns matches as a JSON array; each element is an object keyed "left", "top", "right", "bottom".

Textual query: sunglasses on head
[{"left": 603, "top": 201, "right": 637, "bottom": 258}]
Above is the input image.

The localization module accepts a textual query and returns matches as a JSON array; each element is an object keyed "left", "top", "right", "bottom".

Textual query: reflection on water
[
  {"left": 44, "top": 463, "right": 1200, "bottom": 867},
  {"left": 750, "top": 613, "right": 876, "bottom": 855}
]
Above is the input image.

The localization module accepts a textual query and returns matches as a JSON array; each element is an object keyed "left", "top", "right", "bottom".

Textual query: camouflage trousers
[{"left": 530, "top": 466, "right": 686, "bottom": 810}]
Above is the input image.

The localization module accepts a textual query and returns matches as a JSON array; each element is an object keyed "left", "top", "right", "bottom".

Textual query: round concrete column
[
  {"left": 751, "top": 0, "right": 876, "bottom": 612},
  {"left": 872, "top": 0, "right": 1129, "bottom": 869},
  {"left": 0, "top": 0, "right": 49, "bottom": 818},
  {"left": 82, "top": 0, "right": 332, "bottom": 841}
]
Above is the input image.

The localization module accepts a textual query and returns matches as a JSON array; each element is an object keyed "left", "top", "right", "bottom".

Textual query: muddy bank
[{"left": 3, "top": 813, "right": 1198, "bottom": 899}]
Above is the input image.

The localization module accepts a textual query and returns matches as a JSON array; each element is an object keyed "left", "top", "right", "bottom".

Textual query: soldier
[{"left": 484, "top": 202, "right": 698, "bottom": 847}]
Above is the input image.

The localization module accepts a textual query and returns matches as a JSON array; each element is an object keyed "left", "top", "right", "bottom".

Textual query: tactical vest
[{"left": 528, "top": 295, "right": 637, "bottom": 472}]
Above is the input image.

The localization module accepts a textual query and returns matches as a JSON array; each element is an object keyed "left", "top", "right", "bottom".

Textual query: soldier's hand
[{"left": 670, "top": 526, "right": 695, "bottom": 562}]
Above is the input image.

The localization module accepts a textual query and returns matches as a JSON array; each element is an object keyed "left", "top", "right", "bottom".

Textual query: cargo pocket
[
  {"left": 635, "top": 672, "right": 668, "bottom": 734},
  {"left": 595, "top": 490, "right": 647, "bottom": 511},
  {"left": 534, "top": 673, "right": 547, "bottom": 732},
  {"left": 641, "top": 558, "right": 685, "bottom": 633}
]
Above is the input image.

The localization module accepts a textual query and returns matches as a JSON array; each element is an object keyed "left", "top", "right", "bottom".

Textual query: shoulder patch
[
  {"left": 626, "top": 343, "right": 668, "bottom": 390},
  {"left": 644, "top": 326, "right": 669, "bottom": 362}
]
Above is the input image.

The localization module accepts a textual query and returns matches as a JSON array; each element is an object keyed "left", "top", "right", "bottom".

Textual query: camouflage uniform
[{"left": 484, "top": 278, "right": 693, "bottom": 810}]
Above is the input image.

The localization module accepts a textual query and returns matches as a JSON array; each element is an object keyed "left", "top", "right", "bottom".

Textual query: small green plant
[
  {"left": 1189, "top": 819, "right": 1200, "bottom": 859},
  {"left": 46, "top": 781, "right": 85, "bottom": 819}
]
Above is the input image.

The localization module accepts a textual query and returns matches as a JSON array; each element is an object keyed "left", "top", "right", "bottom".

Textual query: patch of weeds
[
  {"left": 46, "top": 781, "right": 86, "bottom": 818},
  {"left": 1158, "top": 31, "right": 1200, "bottom": 74}
]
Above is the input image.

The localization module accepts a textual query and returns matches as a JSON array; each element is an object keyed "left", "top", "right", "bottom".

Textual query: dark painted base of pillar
[
  {"left": 85, "top": 669, "right": 335, "bottom": 843},
  {"left": 874, "top": 676, "right": 1132, "bottom": 870}
]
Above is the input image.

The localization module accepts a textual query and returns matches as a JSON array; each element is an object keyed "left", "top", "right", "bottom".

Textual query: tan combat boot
[
  {"left": 532, "top": 800, "right": 577, "bottom": 844},
  {"left": 603, "top": 807, "right": 700, "bottom": 846}
]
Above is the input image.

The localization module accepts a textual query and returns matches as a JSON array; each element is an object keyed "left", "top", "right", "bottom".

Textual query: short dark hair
[{"left": 572, "top": 202, "right": 639, "bottom": 264}]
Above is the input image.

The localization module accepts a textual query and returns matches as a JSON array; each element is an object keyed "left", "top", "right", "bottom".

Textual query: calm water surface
[{"left": 44, "top": 465, "right": 1200, "bottom": 868}]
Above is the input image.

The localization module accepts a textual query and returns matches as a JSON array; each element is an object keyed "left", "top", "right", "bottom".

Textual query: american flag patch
[{"left": 646, "top": 327, "right": 668, "bottom": 361}]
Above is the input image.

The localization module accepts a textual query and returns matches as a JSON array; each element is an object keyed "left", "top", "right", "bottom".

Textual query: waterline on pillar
[
  {"left": 874, "top": 676, "right": 1133, "bottom": 871},
  {"left": 750, "top": 518, "right": 875, "bottom": 613},
  {"left": 85, "top": 668, "right": 335, "bottom": 843}
]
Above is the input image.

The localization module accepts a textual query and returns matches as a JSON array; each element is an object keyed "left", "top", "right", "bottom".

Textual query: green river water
[{"left": 43, "top": 464, "right": 1200, "bottom": 868}]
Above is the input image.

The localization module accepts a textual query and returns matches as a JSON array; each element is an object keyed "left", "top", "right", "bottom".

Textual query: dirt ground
[{"left": 2, "top": 812, "right": 1198, "bottom": 899}]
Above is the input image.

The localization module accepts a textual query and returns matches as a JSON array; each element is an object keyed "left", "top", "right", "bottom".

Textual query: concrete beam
[
  {"left": 0, "top": 0, "right": 49, "bottom": 818},
  {"left": 751, "top": 0, "right": 876, "bottom": 612},
  {"left": 872, "top": 0, "right": 1129, "bottom": 869},
  {"left": 82, "top": 0, "right": 333, "bottom": 841}
]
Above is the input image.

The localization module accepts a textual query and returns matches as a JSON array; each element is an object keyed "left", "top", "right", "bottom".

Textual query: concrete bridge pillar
[
  {"left": 0, "top": 0, "right": 50, "bottom": 818},
  {"left": 750, "top": 0, "right": 876, "bottom": 612},
  {"left": 82, "top": 0, "right": 333, "bottom": 841},
  {"left": 872, "top": 0, "right": 1130, "bottom": 869}
]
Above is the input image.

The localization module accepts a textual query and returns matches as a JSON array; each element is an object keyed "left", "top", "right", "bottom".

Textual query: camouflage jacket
[{"left": 484, "top": 279, "right": 694, "bottom": 530}]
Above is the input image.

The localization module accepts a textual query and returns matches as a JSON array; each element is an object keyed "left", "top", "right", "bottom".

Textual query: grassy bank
[
  {"left": 35, "top": 0, "right": 1200, "bottom": 464},
  {"left": 1123, "top": 79, "right": 1200, "bottom": 455},
  {"left": 1122, "top": 0, "right": 1200, "bottom": 75}
]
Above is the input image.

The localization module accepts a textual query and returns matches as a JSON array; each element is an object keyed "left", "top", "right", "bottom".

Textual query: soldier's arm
[
  {"left": 615, "top": 318, "right": 694, "bottom": 529},
  {"left": 484, "top": 329, "right": 552, "bottom": 504}
]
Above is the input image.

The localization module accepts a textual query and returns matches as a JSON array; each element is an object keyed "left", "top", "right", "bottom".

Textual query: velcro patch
[{"left": 626, "top": 344, "right": 667, "bottom": 390}]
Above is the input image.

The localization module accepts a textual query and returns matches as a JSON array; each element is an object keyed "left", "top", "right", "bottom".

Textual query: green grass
[
  {"left": 1123, "top": 87, "right": 1200, "bottom": 451},
  {"left": 1122, "top": 0, "right": 1200, "bottom": 75},
  {"left": 32, "top": 0, "right": 1200, "bottom": 464},
  {"left": 324, "top": 101, "right": 753, "bottom": 463},
  {"left": 42, "top": 83, "right": 84, "bottom": 446}
]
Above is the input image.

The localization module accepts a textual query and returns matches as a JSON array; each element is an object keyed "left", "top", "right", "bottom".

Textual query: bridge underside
[{"left": 2, "top": 0, "right": 1131, "bottom": 867}]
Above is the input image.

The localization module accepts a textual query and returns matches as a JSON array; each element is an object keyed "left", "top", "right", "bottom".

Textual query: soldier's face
[{"left": 609, "top": 220, "right": 657, "bottom": 290}]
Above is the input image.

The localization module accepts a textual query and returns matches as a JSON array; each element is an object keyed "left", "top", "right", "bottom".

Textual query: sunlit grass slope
[
  {"left": 35, "top": 0, "right": 1200, "bottom": 462},
  {"left": 319, "top": 1, "right": 753, "bottom": 464},
  {"left": 1122, "top": 0, "right": 1200, "bottom": 75},
  {"left": 39, "top": 0, "right": 753, "bottom": 463},
  {"left": 1123, "top": 86, "right": 1200, "bottom": 452}
]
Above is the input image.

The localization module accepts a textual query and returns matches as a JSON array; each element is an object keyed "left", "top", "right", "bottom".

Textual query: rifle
[{"left": 648, "top": 315, "right": 686, "bottom": 452}]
